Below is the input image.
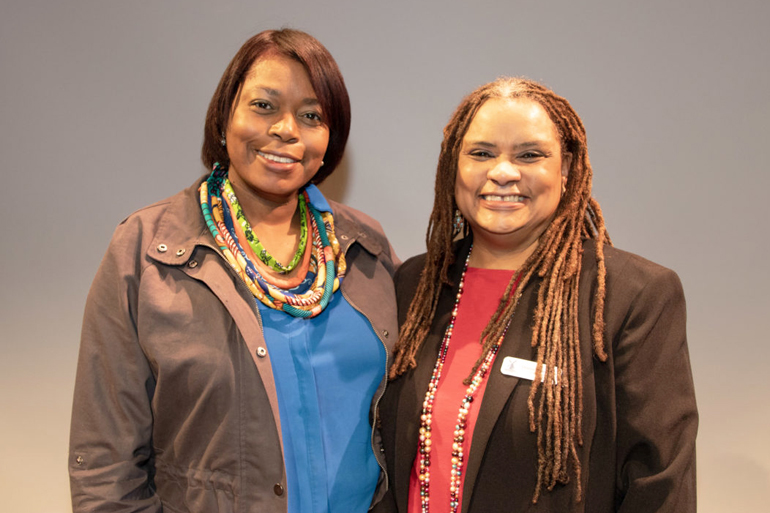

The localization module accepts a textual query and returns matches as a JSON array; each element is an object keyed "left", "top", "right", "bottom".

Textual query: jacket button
[
  {"left": 176, "top": 248, "right": 186, "bottom": 256},
  {"left": 273, "top": 483, "right": 284, "bottom": 496},
  {"left": 256, "top": 347, "right": 267, "bottom": 357},
  {"left": 75, "top": 456, "right": 84, "bottom": 465},
  {"left": 157, "top": 244, "right": 168, "bottom": 252},
  {"left": 187, "top": 260, "right": 198, "bottom": 268}
]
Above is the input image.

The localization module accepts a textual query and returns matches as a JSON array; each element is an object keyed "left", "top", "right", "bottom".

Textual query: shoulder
[
  {"left": 114, "top": 183, "right": 197, "bottom": 246},
  {"left": 395, "top": 252, "right": 427, "bottom": 285},
  {"left": 392, "top": 253, "right": 428, "bottom": 318},
  {"left": 329, "top": 199, "right": 386, "bottom": 240},
  {"left": 394, "top": 238, "right": 469, "bottom": 305},
  {"left": 328, "top": 199, "right": 398, "bottom": 265},
  {"left": 103, "top": 179, "right": 204, "bottom": 273},
  {"left": 581, "top": 238, "right": 683, "bottom": 302},
  {"left": 580, "top": 239, "right": 686, "bottom": 352}
]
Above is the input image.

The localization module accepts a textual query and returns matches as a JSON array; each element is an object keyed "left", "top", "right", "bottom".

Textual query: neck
[
  {"left": 228, "top": 179, "right": 304, "bottom": 267},
  {"left": 230, "top": 183, "right": 300, "bottom": 229},
  {"left": 468, "top": 234, "right": 539, "bottom": 270}
]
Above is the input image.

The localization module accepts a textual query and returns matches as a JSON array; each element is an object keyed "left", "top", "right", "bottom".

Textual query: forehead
[
  {"left": 241, "top": 54, "right": 316, "bottom": 96},
  {"left": 464, "top": 97, "right": 559, "bottom": 143}
]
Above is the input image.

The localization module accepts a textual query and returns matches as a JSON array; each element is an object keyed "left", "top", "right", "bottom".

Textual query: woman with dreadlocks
[{"left": 375, "top": 77, "right": 697, "bottom": 513}]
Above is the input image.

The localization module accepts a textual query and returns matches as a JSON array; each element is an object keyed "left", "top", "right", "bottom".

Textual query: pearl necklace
[{"left": 417, "top": 246, "right": 507, "bottom": 513}]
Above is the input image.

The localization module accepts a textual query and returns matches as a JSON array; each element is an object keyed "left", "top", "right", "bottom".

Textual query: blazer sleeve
[
  {"left": 68, "top": 219, "right": 162, "bottom": 513},
  {"left": 612, "top": 267, "right": 698, "bottom": 512}
]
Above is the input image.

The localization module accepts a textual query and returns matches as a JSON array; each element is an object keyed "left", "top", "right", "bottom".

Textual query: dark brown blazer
[{"left": 376, "top": 237, "right": 697, "bottom": 513}]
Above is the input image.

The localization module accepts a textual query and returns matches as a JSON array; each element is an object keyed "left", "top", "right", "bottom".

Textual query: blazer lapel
[{"left": 461, "top": 276, "right": 540, "bottom": 513}]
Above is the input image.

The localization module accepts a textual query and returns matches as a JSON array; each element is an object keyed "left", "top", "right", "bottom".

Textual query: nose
[
  {"left": 488, "top": 159, "right": 520, "bottom": 185},
  {"left": 268, "top": 113, "right": 299, "bottom": 142}
]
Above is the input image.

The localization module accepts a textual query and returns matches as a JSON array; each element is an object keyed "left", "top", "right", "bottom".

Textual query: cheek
[
  {"left": 455, "top": 166, "right": 477, "bottom": 197},
  {"left": 227, "top": 113, "right": 256, "bottom": 143},
  {"left": 454, "top": 175, "right": 478, "bottom": 219},
  {"left": 454, "top": 175, "right": 469, "bottom": 205},
  {"left": 310, "top": 129, "right": 331, "bottom": 157}
]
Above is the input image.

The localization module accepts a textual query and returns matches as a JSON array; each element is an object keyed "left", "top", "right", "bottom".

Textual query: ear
[{"left": 561, "top": 151, "right": 572, "bottom": 190}]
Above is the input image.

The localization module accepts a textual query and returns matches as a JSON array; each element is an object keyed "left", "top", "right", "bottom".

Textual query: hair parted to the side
[
  {"left": 390, "top": 77, "right": 611, "bottom": 503},
  {"left": 202, "top": 28, "right": 351, "bottom": 183}
]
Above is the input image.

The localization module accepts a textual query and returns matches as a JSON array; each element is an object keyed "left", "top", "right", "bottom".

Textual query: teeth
[
  {"left": 258, "top": 151, "right": 297, "bottom": 164},
  {"left": 482, "top": 194, "right": 526, "bottom": 202}
]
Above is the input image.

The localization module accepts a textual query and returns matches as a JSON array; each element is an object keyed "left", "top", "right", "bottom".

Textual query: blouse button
[
  {"left": 382, "top": 330, "right": 389, "bottom": 338},
  {"left": 75, "top": 456, "right": 84, "bottom": 465},
  {"left": 157, "top": 244, "right": 168, "bottom": 252},
  {"left": 273, "top": 483, "right": 284, "bottom": 496},
  {"left": 340, "top": 234, "right": 349, "bottom": 240},
  {"left": 256, "top": 347, "right": 267, "bottom": 358},
  {"left": 187, "top": 260, "right": 198, "bottom": 268}
]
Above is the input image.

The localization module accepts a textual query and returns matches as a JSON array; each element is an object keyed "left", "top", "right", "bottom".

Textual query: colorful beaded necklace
[
  {"left": 199, "top": 163, "right": 346, "bottom": 318},
  {"left": 222, "top": 179, "right": 308, "bottom": 274},
  {"left": 417, "top": 245, "right": 512, "bottom": 513}
]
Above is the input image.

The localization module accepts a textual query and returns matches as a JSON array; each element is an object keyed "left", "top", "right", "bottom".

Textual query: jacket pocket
[{"left": 155, "top": 459, "right": 237, "bottom": 513}]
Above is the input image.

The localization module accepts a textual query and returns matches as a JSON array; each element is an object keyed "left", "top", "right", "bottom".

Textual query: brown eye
[
  {"left": 302, "top": 112, "right": 323, "bottom": 122},
  {"left": 252, "top": 100, "right": 273, "bottom": 110}
]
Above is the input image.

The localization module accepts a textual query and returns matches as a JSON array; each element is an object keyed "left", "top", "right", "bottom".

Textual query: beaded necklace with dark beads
[{"left": 417, "top": 245, "right": 511, "bottom": 513}]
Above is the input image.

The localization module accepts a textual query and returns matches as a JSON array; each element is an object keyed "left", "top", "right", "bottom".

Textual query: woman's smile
[
  {"left": 225, "top": 54, "right": 330, "bottom": 207},
  {"left": 257, "top": 150, "right": 301, "bottom": 165},
  {"left": 479, "top": 193, "right": 528, "bottom": 204},
  {"left": 455, "top": 97, "right": 569, "bottom": 254}
]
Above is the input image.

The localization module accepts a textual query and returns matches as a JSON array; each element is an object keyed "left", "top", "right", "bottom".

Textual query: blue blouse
[{"left": 257, "top": 186, "right": 386, "bottom": 513}]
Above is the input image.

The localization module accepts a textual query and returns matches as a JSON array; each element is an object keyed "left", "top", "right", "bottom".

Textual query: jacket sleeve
[
  {"left": 69, "top": 220, "right": 162, "bottom": 512},
  {"left": 613, "top": 267, "right": 698, "bottom": 512}
]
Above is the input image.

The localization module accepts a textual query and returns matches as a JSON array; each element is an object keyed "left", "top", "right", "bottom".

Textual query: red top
[{"left": 408, "top": 267, "right": 516, "bottom": 512}]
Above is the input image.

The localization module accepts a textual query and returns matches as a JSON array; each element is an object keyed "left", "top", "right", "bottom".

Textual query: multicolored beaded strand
[
  {"left": 199, "top": 163, "right": 346, "bottom": 318},
  {"left": 417, "top": 245, "right": 509, "bottom": 513},
  {"left": 222, "top": 179, "right": 308, "bottom": 274}
]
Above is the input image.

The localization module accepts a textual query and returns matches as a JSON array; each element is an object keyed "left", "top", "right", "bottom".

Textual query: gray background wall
[{"left": 1, "top": 0, "right": 768, "bottom": 511}]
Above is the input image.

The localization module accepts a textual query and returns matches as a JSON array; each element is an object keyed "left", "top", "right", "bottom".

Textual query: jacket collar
[
  {"left": 146, "top": 176, "right": 383, "bottom": 266},
  {"left": 308, "top": 183, "right": 384, "bottom": 257}
]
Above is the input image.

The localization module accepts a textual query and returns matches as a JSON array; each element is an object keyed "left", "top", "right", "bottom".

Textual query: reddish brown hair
[{"left": 202, "top": 29, "right": 350, "bottom": 184}]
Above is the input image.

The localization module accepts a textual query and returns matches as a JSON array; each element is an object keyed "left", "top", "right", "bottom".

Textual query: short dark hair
[{"left": 202, "top": 29, "right": 350, "bottom": 184}]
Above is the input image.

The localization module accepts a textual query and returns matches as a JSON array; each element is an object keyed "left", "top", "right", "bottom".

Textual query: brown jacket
[
  {"left": 69, "top": 178, "right": 399, "bottom": 512},
  {"left": 377, "top": 237, "right": 697, "bottom": 513}
]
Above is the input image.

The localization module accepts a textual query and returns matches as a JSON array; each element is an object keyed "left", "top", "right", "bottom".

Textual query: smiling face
[
  {"left": 455, "top": 97, "right": 571, "bottom": 257},
  {"left": 225, "top": 54, "right": 330, "bottom": 206}
]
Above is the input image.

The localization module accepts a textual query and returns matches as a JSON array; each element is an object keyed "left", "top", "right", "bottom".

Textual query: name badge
[{"left": 500, "top": 356, "right": 558, "bottom": 384}]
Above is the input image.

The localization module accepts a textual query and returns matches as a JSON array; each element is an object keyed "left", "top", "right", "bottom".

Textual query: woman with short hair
[{"left": 70, "top": 29, "right": 398, "bottom": 513}]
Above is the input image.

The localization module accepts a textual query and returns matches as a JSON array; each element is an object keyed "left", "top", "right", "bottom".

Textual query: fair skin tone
[
  {"left": 455, "top": 98, "right": 571, "bottom": 270},
  {"left": 225, "top": 54, "right": 330, "bottom": 272}
]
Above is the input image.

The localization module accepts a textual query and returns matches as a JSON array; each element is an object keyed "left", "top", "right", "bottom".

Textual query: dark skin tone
[{"left": 224, "top": 54, "right": 329, "bottom": 278}]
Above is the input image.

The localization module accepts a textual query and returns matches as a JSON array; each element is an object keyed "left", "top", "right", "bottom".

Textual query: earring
[
  {"left": 320, "top": 160, "right": 325, "bottom": 167},
  {"left": 220, "top": 133, "right": 226, "bottom": 147},
  {"left": 453, "top": 209, "right": 465, "bottom": 234}
]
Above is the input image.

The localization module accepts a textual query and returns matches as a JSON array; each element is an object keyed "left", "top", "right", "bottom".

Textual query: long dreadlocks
[{"left": 389, "top": 77, "right": 611, "bottom": 502}]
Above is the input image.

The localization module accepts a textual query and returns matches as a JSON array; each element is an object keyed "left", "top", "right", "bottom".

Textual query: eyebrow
[
  {"left": 253, "top": 86, "right": 320, "bottom": 106},
  {"left": 464, "top": 140, "right": 546, "bottom": 150}
]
